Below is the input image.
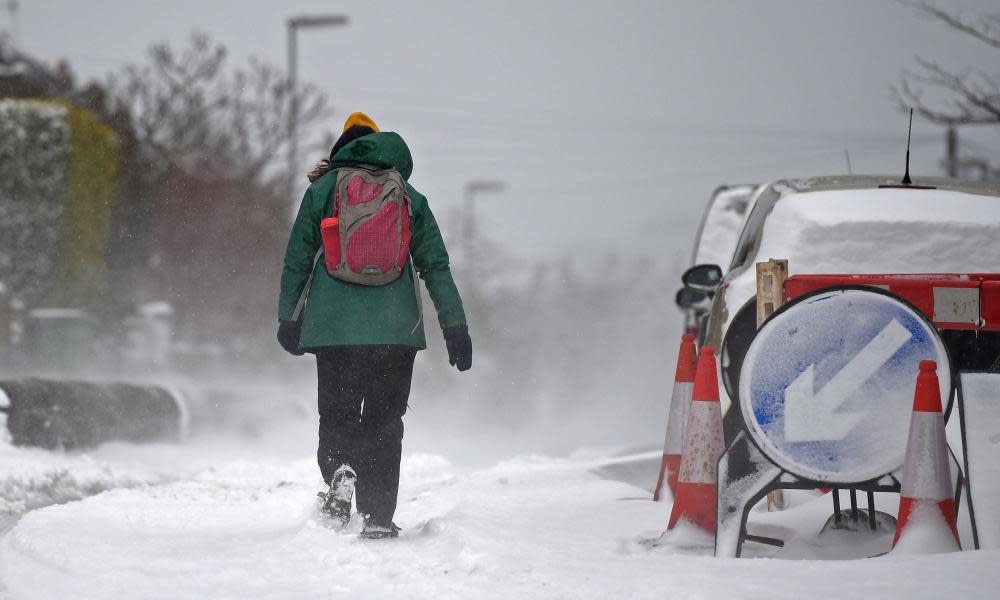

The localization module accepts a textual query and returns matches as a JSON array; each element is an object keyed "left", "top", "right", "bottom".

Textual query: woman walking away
[{"left": 277, "top": 112, "right": 473, "bottom": 539}]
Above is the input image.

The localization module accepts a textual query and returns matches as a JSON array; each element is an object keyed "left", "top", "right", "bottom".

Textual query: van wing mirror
[
  {"left": 682, "top": 264, "right": 724, "bottom": 292},
  {"left": 676, "top": 287, "right": 708, "bottom": 309}
]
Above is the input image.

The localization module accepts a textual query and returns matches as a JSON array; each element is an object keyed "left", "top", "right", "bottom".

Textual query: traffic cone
[
  {"left": 892, "top": 360, "right": 960, "bottom": 552},
  {"left": 653, "top": 333, "right": 698, "bottom": 501},
  {"left": 667, "top": 346, "right": 725, "bottom": 532}
]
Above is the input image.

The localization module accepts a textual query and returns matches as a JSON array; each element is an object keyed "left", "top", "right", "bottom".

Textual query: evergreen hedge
[
  {"left": 0, "top": 99, "right": 70, "bottom": 308},
  {"left": 0, "top": 99, "right": 120, "bottom": 311}
]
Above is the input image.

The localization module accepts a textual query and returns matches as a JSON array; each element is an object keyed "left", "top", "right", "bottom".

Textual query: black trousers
[{"left": 315, "top": 345, "right": 417, "bottom": 523}]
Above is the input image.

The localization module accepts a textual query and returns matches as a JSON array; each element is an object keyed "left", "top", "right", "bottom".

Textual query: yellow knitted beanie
[{"left": 343, "top": 112, "right": 380, "bottom": 133}]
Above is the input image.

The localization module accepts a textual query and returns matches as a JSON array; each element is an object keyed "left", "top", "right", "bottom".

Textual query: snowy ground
[{"left": 0, "top": 414, "right": 997, "bottom": 600}]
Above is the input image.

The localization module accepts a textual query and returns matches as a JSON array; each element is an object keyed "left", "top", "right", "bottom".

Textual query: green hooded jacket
[{"left": 278, "top": 132, "right": 466, "bottom": 350}]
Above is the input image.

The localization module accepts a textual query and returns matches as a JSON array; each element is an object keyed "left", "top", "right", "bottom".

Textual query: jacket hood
[{"left": 329, "top": 131, "right": 413, "bottom": 180}]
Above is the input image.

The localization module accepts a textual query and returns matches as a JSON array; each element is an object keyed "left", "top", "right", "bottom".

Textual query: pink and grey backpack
[{"left": 320, "top": 165, "right": 411, "bottom": 286}]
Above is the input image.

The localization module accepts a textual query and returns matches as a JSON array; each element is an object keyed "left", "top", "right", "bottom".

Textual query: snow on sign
[{"left": 738, "top": 287, "right": 951, "bottom": 484}]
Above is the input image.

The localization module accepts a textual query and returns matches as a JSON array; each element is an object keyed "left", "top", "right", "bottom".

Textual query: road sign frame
[
  {"left": 738, "top": 285, "right": 954, "bottom": 484},
  {"left": 716, "top": 285, "right": 963, "bottom": 558}
]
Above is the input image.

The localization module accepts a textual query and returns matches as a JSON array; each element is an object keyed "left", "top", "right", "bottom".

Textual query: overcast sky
[{"left": 6, "top": 0, "right": 1000, "bottom": 269}]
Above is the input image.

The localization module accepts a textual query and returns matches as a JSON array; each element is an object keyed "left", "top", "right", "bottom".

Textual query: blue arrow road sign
[{"left": 738, "top": 287, "right": 951, "bottom": 484}]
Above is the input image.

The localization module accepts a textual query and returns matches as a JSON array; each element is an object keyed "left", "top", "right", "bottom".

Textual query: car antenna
[
  {"left": 901, "top": 108, "right": 913, "bottom": 185},
  {"left": 880, "top": 108, "right": 935, "bottom": 189}
]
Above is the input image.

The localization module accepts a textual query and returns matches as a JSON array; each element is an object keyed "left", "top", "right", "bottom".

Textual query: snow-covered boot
[
  {"left": 359, "top": 515, "right": 401, "bottom": 540},
  {"left": 318, "top": 464, "right": 356, "bottom": 527}
]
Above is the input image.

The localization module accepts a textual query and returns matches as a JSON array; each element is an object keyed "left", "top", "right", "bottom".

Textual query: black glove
[
  {"left": 443, "top": 324, "right": 472, "bottom": 372},
  {"left": 277, "top": 320, "right": 306, "bottom": 356}
]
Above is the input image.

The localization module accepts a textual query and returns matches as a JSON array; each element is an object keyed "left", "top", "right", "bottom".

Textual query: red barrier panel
[
  {"left": 982, "top": 281, "right": 1000, "bottom": 331},
  {"left": 784, "top": 274, "right": 1000, "bottom": 332}
]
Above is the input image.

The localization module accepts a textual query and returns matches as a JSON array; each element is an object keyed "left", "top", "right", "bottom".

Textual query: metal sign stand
[
  {"left": 716, "top": 432, "right": 904, "bottom": 557},
  {"left": 716, "top": 431, "right": 965, "bottom": 557},
  {"left": 954, "top": 371, "right": 994, "bottom": 550}
]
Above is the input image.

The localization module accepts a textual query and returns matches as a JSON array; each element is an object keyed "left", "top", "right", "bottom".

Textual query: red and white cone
[
  {"left": 892, "top": 360, "right": 960, "bottom": 553},
  {"left": 667, "top": 346, "right": 725, "bottom": 532},
  {"left": 653, "top": 333, "right": 698, "bottom": 501}
]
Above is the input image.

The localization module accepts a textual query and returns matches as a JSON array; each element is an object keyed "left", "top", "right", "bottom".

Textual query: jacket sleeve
[
  {"left": 278, "top": 186, "right": 323, "bottom": 321},
  {"left": 408, "top": 185, "right": 467, "bottom": 330}
]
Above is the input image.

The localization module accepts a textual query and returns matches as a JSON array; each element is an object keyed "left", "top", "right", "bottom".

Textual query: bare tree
[
  {"left": 892, "top": 2, "right": 1000, "bottom": 179},
  {"left": 893, "top": 2, "right": 1000, "bottom": 125},
  {"left": 110, "top": 32, "right": 330, "bottom": 189}
]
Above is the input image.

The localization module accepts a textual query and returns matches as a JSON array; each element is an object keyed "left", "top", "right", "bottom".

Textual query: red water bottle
[{"left": 321, "top": 217, "right": 341, "bottom": 271}]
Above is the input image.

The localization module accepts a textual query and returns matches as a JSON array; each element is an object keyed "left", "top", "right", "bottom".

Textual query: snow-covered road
[{"left": 0, "top": 435, "right": 997, "bottom": 600}]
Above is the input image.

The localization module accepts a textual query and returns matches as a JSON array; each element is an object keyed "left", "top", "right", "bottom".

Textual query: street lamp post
[
  {"left": 462, "top": 180, "right": 505, "bottom": 264},
  {"left": 2, "top": 2, "right": 19, "bottom": 45},
  {"left": 286, "top": 14, "right": 349, "bottom": 207}
]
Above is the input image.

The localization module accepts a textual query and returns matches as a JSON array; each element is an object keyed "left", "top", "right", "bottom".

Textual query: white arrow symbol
[{"left": 783, "top": 318, "right": 912, "bottom": 443}]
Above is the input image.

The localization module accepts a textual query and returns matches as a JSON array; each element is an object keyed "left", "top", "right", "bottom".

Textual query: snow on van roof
[
  {"left": 755, "top": 187, "right": 1000, "bottom": 276},
  {"left": 778, "top": 175, "right": 1000, "bottom": 198}
]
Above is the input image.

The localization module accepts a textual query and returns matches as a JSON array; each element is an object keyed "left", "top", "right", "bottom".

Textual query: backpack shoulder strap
[{"left": 291, "top": 247, "right": 323, "bottom": 322}]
